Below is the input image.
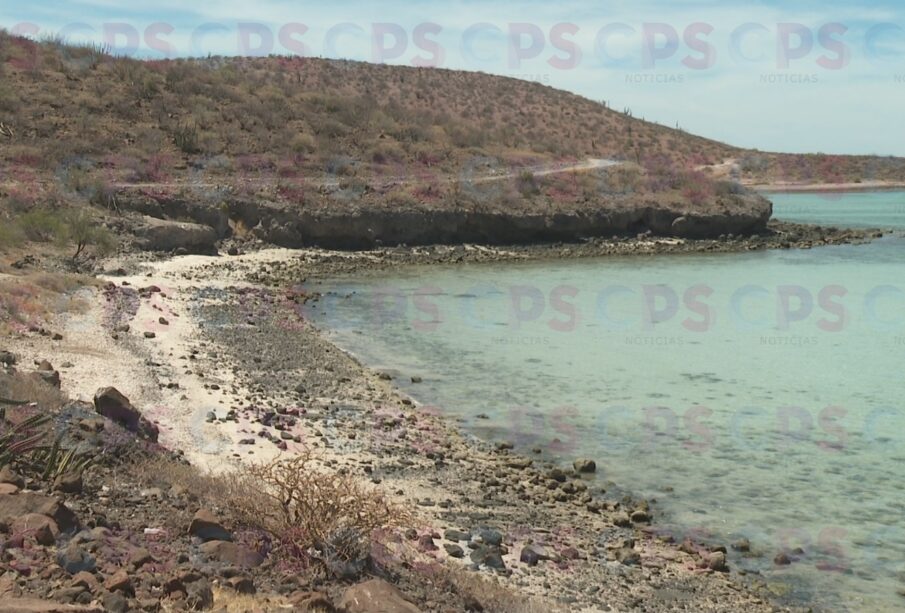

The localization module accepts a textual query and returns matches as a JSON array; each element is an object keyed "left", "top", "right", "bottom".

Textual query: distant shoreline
[{"left": 751, "top": 181, "right": 905, "bottom": 194}]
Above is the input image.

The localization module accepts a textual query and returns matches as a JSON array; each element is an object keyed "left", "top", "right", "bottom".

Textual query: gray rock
[
  {"left": 573, "top": 458, "right": 597, "bottom": 473},
  {"left": 444, "top": 544, "right": 465, "bottom": 558},
  {"left": 133, "top": 216, "right": 218, "bottom": 254},
  {"left": 57, "top": 543, "right": 97, "bottom": 574}
]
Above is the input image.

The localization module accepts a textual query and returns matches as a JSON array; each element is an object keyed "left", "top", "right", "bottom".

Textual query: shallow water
[{"left": 306, "top": 190, "right": 905, "bottom": 612}]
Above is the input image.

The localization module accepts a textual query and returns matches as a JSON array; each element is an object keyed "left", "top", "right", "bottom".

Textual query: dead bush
[{"left": 225, "top": 452, "right": 410, "bottom": 575}]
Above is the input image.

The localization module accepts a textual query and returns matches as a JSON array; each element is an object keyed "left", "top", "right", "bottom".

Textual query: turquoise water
[{"left": 306, "top": 191, "right": 905, "bottom": 612}]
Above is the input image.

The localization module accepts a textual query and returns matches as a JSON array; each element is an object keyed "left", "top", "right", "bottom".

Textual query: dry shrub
[
  {"left": 0, "top": 273, "right": 93, "bottom": 334},
  {"left": 225, "top": 451, "right": 410, "bottom": 574}
]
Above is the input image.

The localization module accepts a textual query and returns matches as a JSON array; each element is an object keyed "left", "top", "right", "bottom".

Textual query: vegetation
[{"left": 1, "top": 29, "right": 902, "bottom": 220}]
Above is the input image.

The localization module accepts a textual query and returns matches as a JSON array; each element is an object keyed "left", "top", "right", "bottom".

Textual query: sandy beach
[{"left": 5, "top": 242, "right": 819, "bottom": 612}]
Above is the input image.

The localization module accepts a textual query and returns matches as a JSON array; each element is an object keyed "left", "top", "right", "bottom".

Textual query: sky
[{"left": 3, "top": 0, "right": 904, "bottom": 156}]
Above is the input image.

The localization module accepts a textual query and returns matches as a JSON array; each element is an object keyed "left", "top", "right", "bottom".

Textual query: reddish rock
[
  {"left": 188, "top": 509, "right": 231, "bottom": 542},
  {"left": 10, "top": 513, "right": 59, "bottom": 546},
  {"left": 0, "top": 493, "right": 78, "bottom": 532},
  {"left": 198, "top": 540, "right": 263, "bottom": 568},
  {"left": 0, "top": 483, "right": 19, "bottom": 495},
  {"left": 93, "top": 387, "right": 158, "bottom": 442},
  {"left": 103, "top": 569, "right": 134, "bottom": 595}
]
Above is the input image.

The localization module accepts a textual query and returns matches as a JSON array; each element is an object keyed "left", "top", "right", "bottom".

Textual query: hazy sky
[{"left": 4, "top": 0, "right": 904, "bottom": 156}]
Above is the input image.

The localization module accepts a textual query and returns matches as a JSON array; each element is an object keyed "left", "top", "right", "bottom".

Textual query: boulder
[
  {"left": 0, "top": 492, "right": 78, "bottom": 532},
  {"left": 573, "top": 458, "right": 597, "bottom": 474},
  {"left": 133, "top": 216, "right": 218, "bottom": 254},
  {"left": 0, "top": 350, "right": 16, "bottom": 365},
  {"left": 188, "top": 509, "right": 232, "bottom": 542},
  {"left": 11, "top": 513, "right": 59, "bottom": 545},
  {"left": 93, "top": 387, "right": 158, "bottom": 442},
  {"left": 338, "top": 579, "right": 421, "bottom": 613},
  {"left": 198, "top": 540, "right": 263, "bottom": 568}
]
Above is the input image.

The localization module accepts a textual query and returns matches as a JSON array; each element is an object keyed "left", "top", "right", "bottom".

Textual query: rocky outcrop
[
  {"left": 132, "top": 215, "right": 218, "bottom": 254},
  {"left": 121, "top": 190, "right": 772, "bottom": 250}
]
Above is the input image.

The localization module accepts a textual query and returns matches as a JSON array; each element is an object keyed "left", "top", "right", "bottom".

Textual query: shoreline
[
  {"left": 22, "top": 242, "right": 822, "bottom": 610},
  {"left": 750, "top": 181, "right": 905, "bottom": 194},
  {"left": 6, "top": 229, "right": 873, "bottom": 610}
]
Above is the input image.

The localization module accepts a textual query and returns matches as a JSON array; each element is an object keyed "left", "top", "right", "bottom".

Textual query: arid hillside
[{"left": 1, "top": 32, "right": 903, "bottom": 249}]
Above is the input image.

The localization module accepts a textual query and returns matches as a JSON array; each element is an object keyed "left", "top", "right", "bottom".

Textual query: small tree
[{"left": 60, "top": 210, "right": 116, "bottom": 262}]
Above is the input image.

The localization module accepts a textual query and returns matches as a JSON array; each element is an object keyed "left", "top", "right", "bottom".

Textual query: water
[{"left": 305, "top": 190, "right": 905, "bottom": 612}]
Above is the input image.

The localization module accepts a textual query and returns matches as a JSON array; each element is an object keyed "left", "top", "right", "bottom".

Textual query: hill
[{"left": 1, "top": 32, "right": 904, "bottom": 249}]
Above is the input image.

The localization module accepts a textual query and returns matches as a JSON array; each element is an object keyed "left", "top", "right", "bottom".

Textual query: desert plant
[
  {"left": 32, "top": 437, "right": 93, "bottom": 481},
  {"left": 174, "top": 122, "right": 200, "bottom": 154},
  {"left": 224, "top": 452, "right": 410, "bottom": 575},
  {"left": 60, "top": 210, "right": 117, "bottom": 261},
  {"left": 0, "top": 409, "right": 50, "bottom": 467}
]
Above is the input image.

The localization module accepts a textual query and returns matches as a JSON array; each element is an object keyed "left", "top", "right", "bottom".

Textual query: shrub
[
  {"left": 290, "top": 133, "right": 316, "bottom": 154},
  {"left": 62, "top": 209, "right": 117, "bottom": 261},
  {"left": 224, "top": 453, "right": 410, "bottom": 575},
  {"left": 515, "top": 170, "right": 540, "bottom": 197},
  {"left": 173, "top": 123, "right": 200, "bottom": 154}
]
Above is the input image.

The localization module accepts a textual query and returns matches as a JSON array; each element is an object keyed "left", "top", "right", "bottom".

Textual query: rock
[
  {"left": 11, "top": 513, "right": 59, "bottom": 545},
  {"left": 338, "top": 579, "right": 420, "bottom": 613},
  {"left": 158, "top": 317, "right": 169, "bottom": 325},
  {"left": 100, "top": 592, "right": 127, "bottom": 613},
  {"left": 0, "top": 483, "right": 19, "bottom": 494},
  {"left": 410, "top": 376, "right": 423, "bottom": 383},
  {"left": 57, "top": 543, "right": 96, "bottom": 574},
  {"left": 478, "top": 529, "right": 503, "bottom": 547},
  {"left": 0, "top": 465, "right": 25, "bottom": 488},
  {"left": 519, "top": 547, "right": 541, "bottom": 567},
  {"left": 573, "top": 458, "right": 597, "bottom": 473},
  {"left": 443, "top": 544, "right": 464, "bottom": 558},
  {"left": 732, "top": 538, "right": 751, "bottom": 552},
  {"left": 630, "top": 510, "right": 651, "bottom": 523},
  {"left": 0, "top": 350, "right": 16, "bottom": 365},
  {"left": 189, "top": 509, "right": 232, "bottom": 542},
  {"left": 199, "top": 540, "right": 264, "bottom": 568},
  {"left": 185, "top": 579, "right": 214, "bottom": 610},
  {"left": 133, "top": 216, "right": 218, "bottom": 254},
  {"left": 774, "top": 552, "right": 792, "bottom": 565},
  {"left": 53, "top": 471, "right": 83, "bottom": 494},
  {"left": 70, "top": 571, "right": 100, "bottom": 593},
  {"left": 613, "top": 512, "right": 632, "bottom": 528},
  {"left": 706, "top": 551, "right": 729, "bottom": 572},
  {"left": 128, "top": 547, "right": 154, "bottom": 569},
  {"left": 32, "top": 369, "right": 61, "bottom": 388},
  {"left": 93, "top": 387, "right": 159, "bottom": 442},
  {"left": 470, "top": 545, "right": 506, "bottom": 570},
  {"left": 547, "top": 468, "right": 567, "bottom": 482},
  {"left": 417, "top": 534, "right": 437, "bottom": 552},
  {"left": 0, "top": 599, "right": 104, "bottom": 612},
  {"left": 225, "top": 575, "right": 255, "bottom": 595},
  {"left": 0, "top": 492, "right": 78, "bottom": 532},
  {"left": 616, "top": 548, "right": 641, "bottom": 566},
  {"left": 103, "top": 570, "right": 133, "bottom": 595},
  {"left": 143, "top": 332, "right": 156, "bottom": 339},
  {"left": 444, "top": 529, "right": 470, "bottom": 542},
  {"left": 227, "top": 247, "right": 240, "bottom": 256}
]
